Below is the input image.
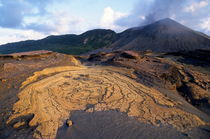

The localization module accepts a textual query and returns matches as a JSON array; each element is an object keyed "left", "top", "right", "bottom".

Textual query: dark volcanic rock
[
  {"left": 102, "top": 18, "right": 210, "bottom": 53},
  {"left": 120, "top": 51, "right": 139, "bottom": 59},
  {"left": 86, "top": 50, "right": 210, "bottom": 111}
]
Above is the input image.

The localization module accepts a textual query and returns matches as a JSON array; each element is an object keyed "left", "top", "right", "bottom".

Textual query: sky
[{"left": 0, "top": 0, "right": 209, "bottom": 45}]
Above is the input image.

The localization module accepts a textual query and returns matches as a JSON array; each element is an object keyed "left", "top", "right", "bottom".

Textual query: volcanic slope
[
  {"left": 104, "top": 18, "right": 210, "bottom": 52},
  {"left": 6, "top": 65, "right": 209, "bottom": 139}
]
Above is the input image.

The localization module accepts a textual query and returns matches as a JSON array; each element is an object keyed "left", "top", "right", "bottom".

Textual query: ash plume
[
  {"left": 115, "top": 0, "right": 187, "bottom": 27},
  {"left": 142, "top": 0, "right": 185, "bottom": 25}
]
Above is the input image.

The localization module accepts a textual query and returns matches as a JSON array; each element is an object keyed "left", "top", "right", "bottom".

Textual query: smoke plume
[
  {"left": 115, "top": 0, "right": 209, "bottom": 32},
  {"left": 142, "top": 0, "right": 185, "bottom": 25}
]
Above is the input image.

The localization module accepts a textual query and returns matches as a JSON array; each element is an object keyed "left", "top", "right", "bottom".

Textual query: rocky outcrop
[
  {"left": 0, "top": 51, "right": 81, "bottom": 138},
  {"left": 13, "top": 121, "right": 26, "bottom": 128},
  {"left": 87, "top": 51, "right": 210, "bottom": 108},
  {"left": 1, "top": 51, "right": 210, "bottom": 139},
  {"left": 66, "top": 120, "right": 73, "bottom": 127},
  {"left": 7, "top": 66, "right": 208, "bottom": 138}
]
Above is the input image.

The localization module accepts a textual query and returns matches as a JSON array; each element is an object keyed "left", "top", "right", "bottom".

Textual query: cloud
[
  {"left": 0, "top": 1, "right": 31, "bottom": 28},
  {"left": 185, "top": 1, "right": 208, "bottom": 13},
  {"left": 100, "top": 7, "right": 127, "bottom": 31},
  {"left": 0, "top": 0, "right": 58, "bottom": 28},
  {"left": 27, "top": 0, "right": 52, "bottom": 14},
  {"left": 200, "top": 17, "right": 210, "bottom": 32},
  {"left": 24, "top": 11, "right": 88, "bottom": 34},
  {"left": 0, "top": 27, "right": 45, "bottom": 45},
  {"left": 0, "top": 0, "right": 50, "bottom": 28},
  {"left": 0, "top": 0, "right": 71, "bottom": 32}
]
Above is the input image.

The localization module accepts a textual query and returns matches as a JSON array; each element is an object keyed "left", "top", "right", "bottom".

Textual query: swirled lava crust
[{"left": 7, "top": 66, "right": 208, "bottom": 138}]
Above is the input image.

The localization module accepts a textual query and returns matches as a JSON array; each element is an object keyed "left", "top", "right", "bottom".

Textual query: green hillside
[{"left": 0, "top": 29, "right": 117, "bottom": 55}]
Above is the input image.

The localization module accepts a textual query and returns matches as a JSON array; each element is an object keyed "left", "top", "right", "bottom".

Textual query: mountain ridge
[
  {"left": 0, "top": 18, "right": 210, "bottom": 55},
  {"left": 107, "top": 18, "right": 210, "bottom": 52},
  {"left": 0, "top": 29, "right": 117, "bottom": 55}
]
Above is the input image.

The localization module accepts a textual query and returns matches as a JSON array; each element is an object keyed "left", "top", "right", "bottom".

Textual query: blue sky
[{"left": 0, "top": 0, "right": 209, "bottom": 44}]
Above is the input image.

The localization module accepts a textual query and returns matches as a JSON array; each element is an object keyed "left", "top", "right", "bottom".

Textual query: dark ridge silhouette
[
  {"left": 0, "top": 29, "right": 117, "bottom": 55},
  {"left": 0, "top": 18, "right": 209, "bottom": 55},
  {"left": 107, "top": 18, "right": 210, "bottom": 52}
]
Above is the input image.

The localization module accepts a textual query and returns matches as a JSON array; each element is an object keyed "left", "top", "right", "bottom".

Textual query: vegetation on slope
[{"left": 0, "top": 29, "right": 117, "bottom": 55}]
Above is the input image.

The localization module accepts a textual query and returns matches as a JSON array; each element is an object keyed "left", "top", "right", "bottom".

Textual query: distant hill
[
  {"left": 0, "top": 18, "right": 210, "bottom": 55},
  {"left": 106, "top": 18, "right": 210, "bottom": 52},
  {"left": 0, "top": 29, "right": 117, "bottom": 55}
]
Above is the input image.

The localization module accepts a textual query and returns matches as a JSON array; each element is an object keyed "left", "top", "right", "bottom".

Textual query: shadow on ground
[{"left": 56, "top": 110, "right": 190, "bottom": 139}]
